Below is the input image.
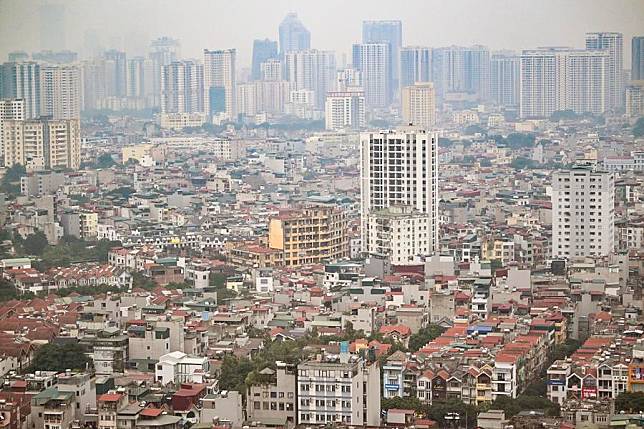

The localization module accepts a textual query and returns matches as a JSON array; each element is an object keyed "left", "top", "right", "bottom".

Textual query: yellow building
[
  {"left": 268, "top": 206, "right": 349, "bottom": 266},
  {"left": 122, "top": 143, "right": 154, "bottom": 164},
  {"left": 401, "top": 82, "right": 436, "bottom": 128}
]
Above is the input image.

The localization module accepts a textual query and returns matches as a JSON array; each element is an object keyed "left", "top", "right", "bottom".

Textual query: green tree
[
  {"left": 615, "top": 392, "right": 644, "bottom": 413},
  {"left": 30, "top": 343, "right": 92, "bottom": 372},
  {"left": 464, "top": 124, "right": 485, "bottom": 135},
  {"left": 633, "top": 117, "right": 644, "bottom": 138},
  {"left": 510, "top": 157, "right": 537, "bottom": 170},
  {"left": 550, "top": 110, "right": 578, "bottom": 122},
  {"left": 219, "top": 355, "right": 254, "bottom": 392},
  {"left": 96, "top": 153, "right": 116, "bottom": 168},
  {"left": 381, "top": 396, "right": 424, "bottom": 413},
  {"left": 426, "top": 399, "right": 479, "bottom": 428},
  {"left": 408, "top": 325, "right": 446, "bottom": 352},
  {"left": 22, "top": 232, "right": 49, "bottom": 256},
  {"left": 0, "top": 164, "right": 26, "bottom": 196}
]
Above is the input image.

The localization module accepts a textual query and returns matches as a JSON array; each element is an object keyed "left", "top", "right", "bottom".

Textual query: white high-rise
[
  {"left": 40, "top": 65, "right": 81, "bottom": 120},
  {"left": 284, "top": 49, "right": 336, "bottom": 109},
  {"left": 204, "top": 49, "right": 236, "bottom": 118},
  {"left": 0, "top": 62, "right": 41, "bottom": 119},
  {"left": 400, "top": 46, "right": 432, "bottom": 90},
  {"left": 401, "top": 82, "right": 436, "bottom": 128},
  {"left": 585, "top": 32, "right": 623, "bottom": 109},
  {"left": 352, "top": 43, "right": 390, "bottom": 108},
  {"left": 325, "top": 90, "right": 366, "bottom": 131},
  {"left": 520, "top": 48, "right": 609, "bottom": 118},
  {"left": 0, "top": 99, "right": 25, "bottom": 158},
  {"left": 360, "top": 128, "right": 439, "bottom": 263},
  {"left": 491, "top": 52, "right": 520, "bottom": 106},
  {"left": 161, "top": 60, "right": 204, "bottom": 114},
  {"left": 260, "top": 59, "right": 283, "bottom": 81},
  {"left": 551, "top": 167, "right": 614, "bottom": 259}
]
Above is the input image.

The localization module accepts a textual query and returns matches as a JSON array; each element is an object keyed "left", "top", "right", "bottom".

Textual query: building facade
[{"left": 401, "top": 82, "right": 436, "bottom": 128}]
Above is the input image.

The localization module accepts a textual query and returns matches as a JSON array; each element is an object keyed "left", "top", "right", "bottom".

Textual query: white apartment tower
[
  {"left": 203, "top": 49, "right": 236, "bottom": 118},
  {"left": 585, "top": 32, "right": 623, "bottom": 109},
  {"left": 0, "top": 99, "right": 25, "bottom": 158},
  {"left": 40, "top": 65, "right": 81, "bottom": 120},
  {"left": 401, "top": 82, "right": 436, "bottom": 128},
  {"left": 284, "top": 49, "right": 336, "bottom": 109},
  {"left": 520, "top": 48, "right": 609, "bottom": 118},
  {"left": 325, "top": 91, "right": 366, "bottom": 131},
  {"left": 3, "top": 118, "right": 81, "bottom": 170},
  {"left": 352, "top": 43, "right": 391, "bottom": 108},
  {"left": 161, "top": 60, "right": 204, "bottom": 114},
  {"left": 0, "top": 62, "right": 40, "bottom": 119},
  {"left": 491, "top": 52, "right": 520, "bottom": 106},
  {"left": 551, "top": 167, "right": 615, "bottom": 259},
  {"left": 360, "top": 128, "right": 439, "bottom": 261}
]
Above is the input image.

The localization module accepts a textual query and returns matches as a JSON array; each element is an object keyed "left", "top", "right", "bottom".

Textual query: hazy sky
[{"left": 1, "top": 0, "right": 643, "bottom": 68}]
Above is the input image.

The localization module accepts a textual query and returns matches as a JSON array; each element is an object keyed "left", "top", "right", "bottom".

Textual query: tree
[
  {"left": 550, "top": 110, "right": 578, "bottom": 122},
  {"left": 490, "top": 395, "right": 559, "bottom": 418},
  {"left": 408, "top": 325, "right": 446, "bottom": 352},
  {"left": 0, "top": 164, "right": 26, "bottom": 196},
  {"left": 22, "top": 232, "right": 49, "bottom": 256},
  {"left": 96, "top": 153, "right": 116, "bottom": 169},
  {"left": 633, "top": 117, "right": 644, "bottom": 138},
  {"left": 219, "top": 355, "right": 254, "bottom": 392},
  {"left": 30, "top": 343, "right": 92, "bottom": 372},
  {"left": 381, "top": 396, "right": 424, "bottom": 413},
  {"left": 209, "top": 273, "right": 227, "bottom": 288},
  {"left": 425, "top": 400, "right": 479, "bottom": 428},
  {"left": 464, "top": 124, "right": 485, "bottom": 135},
  {"left": 510, "top": 157, "right": 537, "bottom": 170},
  {"left": 615, "top": 392, "right": 644, "bottom": 413}
]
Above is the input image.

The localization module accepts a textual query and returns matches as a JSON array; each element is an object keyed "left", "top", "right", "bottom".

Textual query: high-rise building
[
  {"left": 204, "top": 49, "right": 236, "bottom": 118},
  {"left": 551, "top": 167, "right": 614, "bottom": 259},
  {"left": 490, "top": 52, "right": 520, "bottom": 106},
  {"left": 360, "top": 128, "right": 439, "bottom": 260},
  {"left": 32, "top": 50, "right": 78, "bottom": 64},
  {"left": 260, "top": 59, "right": 283, "bottom": 81},
  {"left": 149, "top": 37, "right": 180, "bottom": 107},
  {"left": 586, "top": 32, "right": 623, "bottom": 109},
  {"left": 432, "top": 45, "right": 490, "bottom": 100},
  {"left": 278, "top": 13, "right": 311, "bottom": 57},
  {"left": 268, "top": 206, "right": 349, "bottom": 267},
  {"left": 362, "top": 20, "right": 402, "bottom": 98},
  {"left": 335, "top": 68, "right": 362, "bottom": 91},
  {"left": 284, "top": 49, "right": 336, "bottom": 109},
  {"left": 625, "top": 81, "right": 644, "bottom": 117},
  {"left": 0, "top": 99, "right": 25, "bottom": 158},
  {"left": 400, "top": 46, "right": 432, "bottom": 90},
  {"left": 0, "top": 62, "right": 41, "bottom": 119},
  {"left": 2, "top": 118, "right": 81, "bottom": 170},
  {"left": 8, "top": 51, "right": 29, "bottom": 62},
  {"left": 126, "top": 57, "right": 147, "bottom": 98},
  {"left": 520, "top": 48, "right": 609, "bottom": 118},
  {"left": 632, "top": 36, "right": 644, "bottom": 81},
  {"left": 236, "top": 80, "right": 291, "bottom": 116},
  {"left": 352, "top": 43, "right": 390, "bottom": 108},
  {"left": 401, "top": 82, "right": 436, "bottom": 128},
  {"left": 161, "top": 60, "right": 204, "bottom": 114},
  {"left": 80, "top": 59, "right": 106, "bottom": 111},
  {"left": 40, "top": 65, "right": 81, "bottom": 120},
  {"left": 251, "top": 39, "right": 278, "bottom": 80},
  {"left": 103, "top": 50, "right": 127, "bottom": 97},
  {"left": 325, "top": 90, "right": 366, "bottom": 131}
]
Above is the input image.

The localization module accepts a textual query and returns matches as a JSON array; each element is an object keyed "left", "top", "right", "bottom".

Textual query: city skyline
[{"left": 1, "top": 0, "right": 644, "bottom": 68}]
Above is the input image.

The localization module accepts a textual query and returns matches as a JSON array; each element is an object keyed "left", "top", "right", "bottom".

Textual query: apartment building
[
  {"left": 155, "top": 351, "right": 209, "bottom": 386},
  {"left": 297, "top": 356, "right": 380, "bottom": 426},
  {"left": 401, "top": 82, "right": 436, "bottom": 128},
  {"left": 30, "top": 388, "right": 75, "bottom": 429},
  {"left": 246, "top": 361, "right": 297, "bottom": 426},
  {"left": 268, "top": 206, "right": 349, "bottom": 266}
]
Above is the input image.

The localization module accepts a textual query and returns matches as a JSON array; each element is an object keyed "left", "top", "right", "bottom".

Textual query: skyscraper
[
  {"left": 520, "top": 48, "right": 609, "bottom": 118},
  {"left": 325, "top": 90, "right": 366, "bottom": 131},
  {"left": 260, "top": 59, "right": 283, "bottom": 81},
  {"left": 103, "top": 50, "right": 127, "bottom": 97},
  {"left": 552, "top": 167, "right": 614, "bottom": 259},
  {"left": 362, "top": 20, "right": 402, "bottom": 98},
  {"left": 40, "top": 65, "right": 81, "bottom": 120},
  {"left": 161, "top": 60, "right": 205, "bottom": 114},
  {"left": 585, "top": 32, "right": 623, "bottom": 109},
  {"left": 251, "top": 39, "right": 278, "bottom": 80},
  {"left": 204, "top": 49, "right": 236, "bottom": 118},
  {"left": 284, "top": 49, "right": 336, "bottom": 109},
  {"left": 0, "top": 62, "right": 41, "bottom": 119},
  {"left": 360, "top": 128, "right": 439, "bottom": 262},
  {"left": 278, "top": 13, "right": 311, "bottom": 57},
  {"left": 632, "top": 36, "right": 644, "bottom": 81},
  {"left": 490, "top": 52, "right": 520, "bottom": 106},
  {"left": 0, "top": 99, "right": 25, "bottom": 158},
  {"left": 352, "top": 43, "right": 390, "bottom": 108},
  {"left": 401, "top": 82, "right": 436, "bottom": 128},
  {"left": 126, "top": 57, "right": 149, "bottom": 98},
  {"left": 400, "top": 46, "right": 432, "bottom": 89},
  {"left": 149, "top": 37, "right": 180, "bottom": 107},
  {"left": 432, "top": 45, "right": 490, "bottom": 100}
]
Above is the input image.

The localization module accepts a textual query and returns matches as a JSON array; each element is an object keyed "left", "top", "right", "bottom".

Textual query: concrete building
[
  {"left": 260, "top": 58, "right": 283, "bottom": 81},
  {"left": 30, "top": 388, "right": 75, "bottom": 429},
  {"left": 625, "top": 81, "right": 643, "bottom": 117},
  {"left": 586, "top": 32, "right": 623, "bottom": 109},
  {"left": 251, "top": 38, "right": 278, "bottom": 80},
  {"left": 246, "top": 361, "right": 297, "bottom": 426},
  {"left": 2, "top": 118, "right": 81, "bottom": 170},
  {"left": 0, "top": 98, "right": 25, "bottom": 158},
  {"left": 284, "top": 49, "right": 336, "bottom": 109},
  {"left": 633, "top": 36, "right": 644, "bottom": 81},
  {"left": 97, "top": 392, "right": 128, "bottom": 429},
  {"left": 161, "top": 60, "right": 204, "bottom": 114},
  {"left": 61, "top": 210, "right": 98, "bottom": 239},
  {"left": 551, "top": 167, "right": 615, "bottom": 259},
  {"left": 491, "top": 52, "right": 520, "bottom": 106},
  {"left": 268, "top": 206, "right": 349, "bottom": 266},
  {"left": 325, "top": 90, "right": 366, "bottom": 131},
  {"left": 520, "top": 47, "right": 609, "bottom": 118},
  {"left": 362, "top": 20, "right": 402, "bottom": 99},
  {"left": 204, "top": 49, "right": 236, "bottom": 118},
  {"left": 0, "top": 61, "right": 40, "bottom": 119},
  {"left": 360, "top": 128, "right": 439, "bottom": 259},
  {"left": 352, "top": 43, "right": 390, "bottom": 108},
  {"left": 155, "top": 351, "right": 209, "bottom": 386},
  {"left": 56, "top": 372, "right": 97, "bottom": 421},
  {"left": 40, "top": 64, "right": 81, "bottom": 120},
  {"left": 432, "top": 45, "right": 490, "bottom": 100},
  {"left": 401, "top": 82, "right": 436, "bottom": 128},
  {"left": 297, "top": 356, "right": 380, "bottom": 426}
]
